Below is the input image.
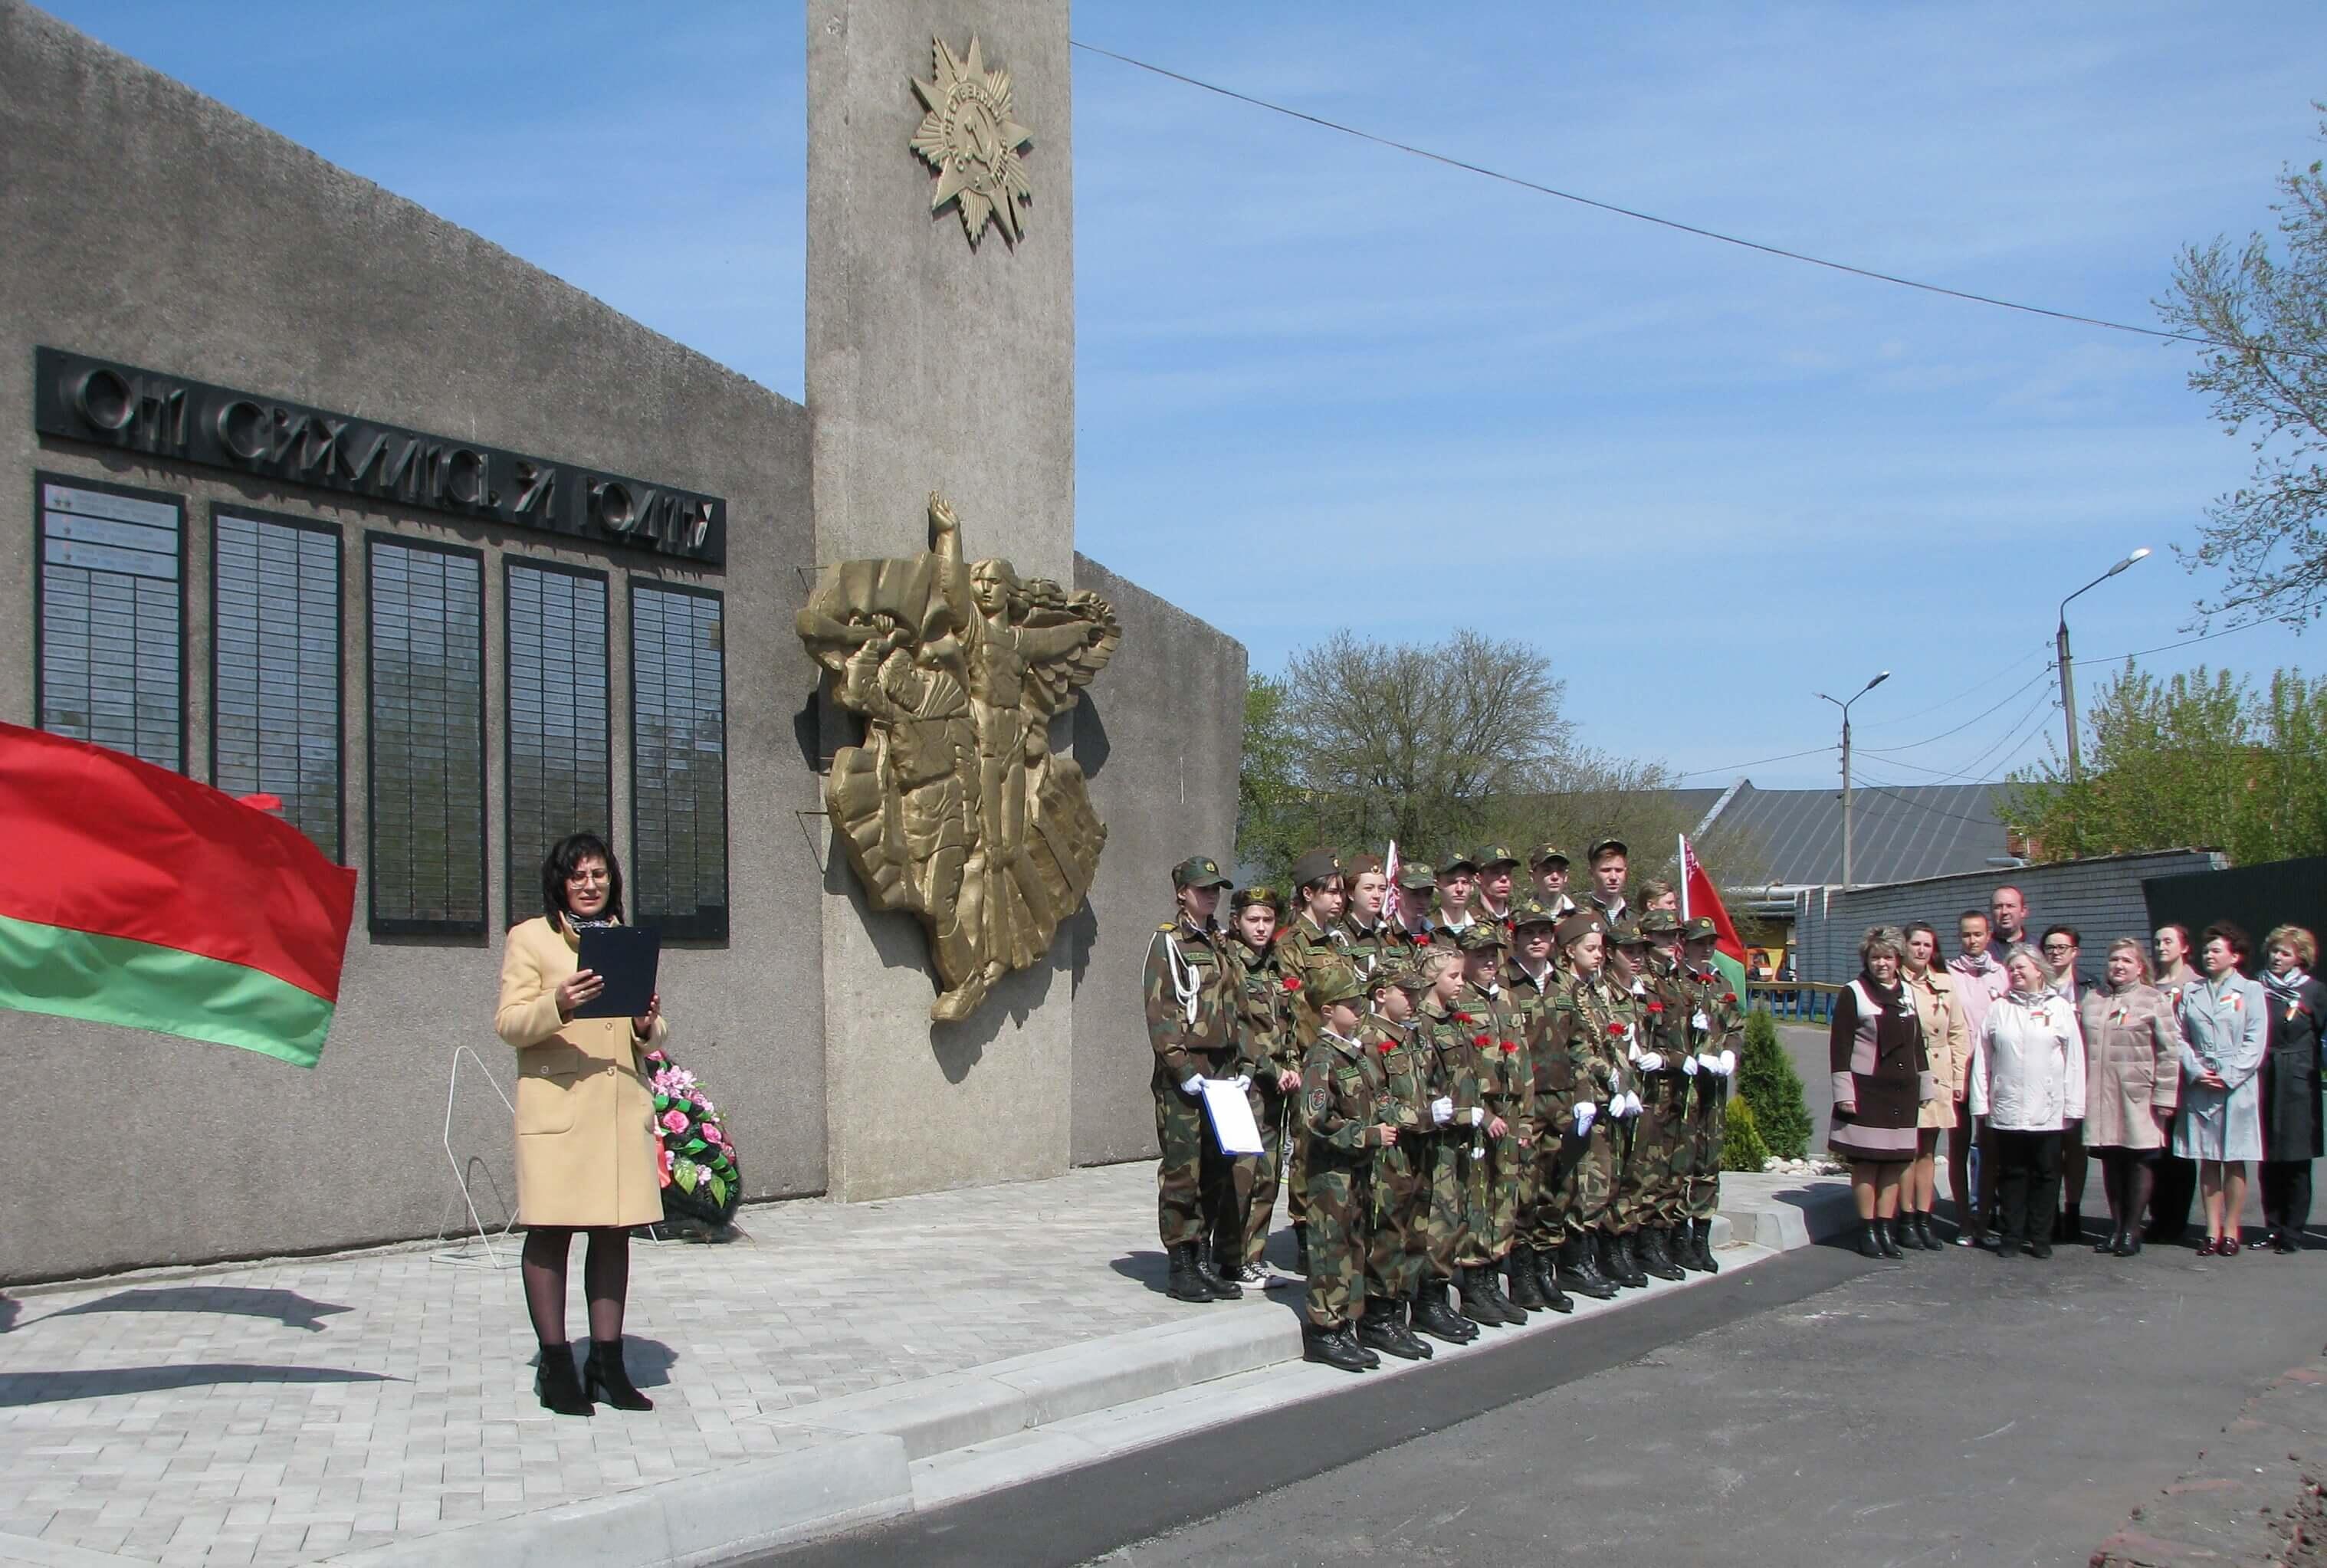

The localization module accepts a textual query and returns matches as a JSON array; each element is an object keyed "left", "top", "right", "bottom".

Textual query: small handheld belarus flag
[{"left": 0, "top": 723, "right": 358, "bottom": 1067}]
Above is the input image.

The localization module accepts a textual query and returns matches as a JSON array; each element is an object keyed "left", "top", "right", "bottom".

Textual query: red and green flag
[
  {"left": 1679, "top": 834, "right": 1750, "bottom": 1002},
  {"left": 0, "top": 723, "right": 357, "bottom": 1067}
]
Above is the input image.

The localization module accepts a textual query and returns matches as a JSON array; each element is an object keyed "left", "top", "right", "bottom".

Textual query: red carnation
[
  {"left": 1723, "top": 992, "right": 1738, "bottom": 1005},
  {"left": 1377, "top": 1039, "right": 1394, "bottom": 1054},
  {"left": 1473, "top": 1034, "right": 1490, "bottom": 1048},
  {"left": 1607, "top": 1022, "right": 1625, "bottom": 1036},
  {"left": 1453, "top": 1012, "right": 1474, "bottom": 1024},
  {"left": 1500, "top": 1040, "right": 1518, "bottom": 1054},
  {"left": 1282, "top": 976, "right": 1302, "bottom": 992},
  {"left": 1646, "top": 1001, "right": 1664, "bottom": 1014}
]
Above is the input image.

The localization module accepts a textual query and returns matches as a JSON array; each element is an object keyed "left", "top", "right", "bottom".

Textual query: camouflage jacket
[
  {"left": 1274, "top": 913, "right": 1350, "bottom": 1051},
  {"left": 1684, "top": 963, "right": 1748, "bottom": 1055},
  {"left": 1415, "top": 997, "right": 1485, "bottom": 1126},
  {"left": 1567, "top": 973, "right": 1633, "bottom": 1103},
  {"left": 1639, "top": 953, "right": 1698, "bottom": 1071},
  {"left": 1301, "top": 1028, "right": 1387, "bottom": 1169},
  {"left": 1143, "top": 914, "right": 1237, "bottom": 1086},
  {"left": 1335, "top": 914, "right": 1398, "bottom": 982},
  {"left": 1454, "top": 980, "right": 1533, "bottom": 1123},
  {"left": 1225, "top": 937, "right": 1296, "bottom": 1079},
  {"left": 1361, "top": 1012, "right": 1433, "bottom": 1135}
]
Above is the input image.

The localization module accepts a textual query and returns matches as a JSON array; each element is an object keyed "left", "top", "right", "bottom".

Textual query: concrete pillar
[{"left": 806, "top": 0, "right": 1076, "bottom": 1199}]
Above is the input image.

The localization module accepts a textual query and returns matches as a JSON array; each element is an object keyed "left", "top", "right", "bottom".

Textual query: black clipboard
[{"left": 574, "top": 927, "right": 660, "bottom": 1019}]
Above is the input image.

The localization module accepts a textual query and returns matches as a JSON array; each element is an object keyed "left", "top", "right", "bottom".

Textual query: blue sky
[{"left": 42, "top": 2, "right": 2327, "bottom": 791}]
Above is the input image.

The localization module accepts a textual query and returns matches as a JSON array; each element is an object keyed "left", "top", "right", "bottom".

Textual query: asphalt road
[{"left": 777, "top": 1230, "right": 2327, "bottom": 1568}]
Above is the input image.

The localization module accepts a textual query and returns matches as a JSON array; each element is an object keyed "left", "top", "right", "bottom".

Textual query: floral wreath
[{"left": 645, "top": 1046, "right": 740, "bottom": 1225}]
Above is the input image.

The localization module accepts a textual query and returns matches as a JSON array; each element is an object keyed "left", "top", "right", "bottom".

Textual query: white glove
[
  {"left": 1718, "top": 1049, "right": 1737, "bottom": 1077},
  {"left": 1573, "top": 1100, "right": 1597, "bottom": 1133},
  {"left": 1681, "top": 1055, "right": 1699, "bottom": 1076},
  {"left": 1636, "top": 1051, "right": 1664, "bottom": 1074},
  {"left": 1430, "top": 1096, "right": 1455, "bottom": 1127},
  {"left": 1180, "top": 1076, "right": 1204, "bottom": 1097},
  {"left": 1698, "top": 1053, "right": 1722, "bottom": 1077},
  {"left": 1628, "top": 1091, "right": 1646, "bottom": 1117},
  {"left": 1470, "top": 1107, "right": 1486, "bottom": 1127},
  {"left": 1228, "top": 1074, "right": 1252, "bottom": 1091}
]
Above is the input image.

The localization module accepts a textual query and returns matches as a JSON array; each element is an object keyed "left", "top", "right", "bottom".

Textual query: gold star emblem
[{"left": 911, "top": 34, "right": 1032, "bottom": 248}]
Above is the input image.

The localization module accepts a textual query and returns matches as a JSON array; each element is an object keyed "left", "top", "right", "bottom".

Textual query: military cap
[
  {"left": 1528, "top": 842, "right": 1570, "bottom": 868},
  {"left": 1437, "top": 849, "right": 1481, "bottom": 876},
  {"left": 1453, "top": 923, "right": 1507, "bottom": 953},
  {"left": 1396, "top": 862, "right": 1439, "bottom": 891},
  {"left": 1171, "top": 855, "right": 1232, "bottom": 889},
  {"left": 1308, "top": 962, "right": 1366, "bottom": 1009},
  {"left": 1610, "top": 917, "right": 1650, "bottom": 948},
  {"left": 1343, "top": 851, "right": 1385, "bottom": 881},
  {"left": 1682, "top": 915, "right": 1721, "bottom": 942},
  {"left": 1587, "top": 837, "right": 1630, "bottom": 863},
  {"left": 1470, "top": 842, "right": 1520, "bottom": 871},
  {"left": 1288, "top": 848, "right": 1343, "bottom": 891},
  {"left": 1386, "top": 959, "right": 1433, "bottom": 994},
  {"left": 1231, "top": 884, "right": 1282, "bottom": 913},
  {"left": 1637, "top": 908, "right": 1682, "bottom": 937},
  {"left": 1554, "top": 910, "right": 1607, "bottom": 948},
  {"left": 1509, "top": 897, "right": 1557, "bottom": 931}
]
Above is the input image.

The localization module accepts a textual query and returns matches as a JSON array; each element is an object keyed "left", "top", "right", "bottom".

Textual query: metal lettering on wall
[
  {"left": 799, "top": 494, "right": 1118, "bottom": 1022},
  {"left": 31, "top": 349, "right": 727, "bottom": 565}
]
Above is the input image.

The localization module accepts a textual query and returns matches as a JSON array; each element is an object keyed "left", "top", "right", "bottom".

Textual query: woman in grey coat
[{"left": 2174, "top": 921, "right": 2269, "bottom": 1256}]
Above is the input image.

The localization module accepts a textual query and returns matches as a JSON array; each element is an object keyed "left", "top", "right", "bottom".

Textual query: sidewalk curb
[{"left": 318, "top": 1176, "right": 1855, "bottom": 1566}]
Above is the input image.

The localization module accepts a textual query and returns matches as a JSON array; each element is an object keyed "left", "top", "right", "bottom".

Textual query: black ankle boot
[
  {"left": 534, "top": 1343, "right": 592, "bottom": 1417},
  {"left": 1695, "top": 1218, "right": 1721, "bottom": 1273},
  {"left": 1459, "top": 1266, "right": 1511, "bottom": 1327},
  {"left": 1636, "top": 1227, "right": 1685, "bottom": 1281},
  {"left": 1358, "top": 1299, "right": 1432, "bottom": 1360},
  {"left": 1857, "top": 1222, "right": 1883, "bottom": 1258},
  {"left": 1561, "top": 1237, "right": 1618, "bottom": 1300},
  {"left": 1876, "top": 1219, "right": 1903, "bottom": 1259},
  {"left": 1293, "top": 1222, "right": 1311, "bottom": 1276},
  {"left": 1506, "top": 1246, "right": 1546, "bottom": 1310},
  {"left": 1533, "top": 1248, "right": 1574, "bottom": 1314},
  {"left": 1197, "top": 1246, "right": 1242, "bottom": 1299},
  {"left": 1608, "top": 1232, "right": 1649, "bottom": 1289},
  {"left": 1166, "top": 1242, "right": 1217, "bottom": 1303},
  {"left": 1479, "top": 1263, "right": 1527, "bottom": 1324},
  {"left": 1303, "top": 1322, "right": 1369, "bottom": 1372},
  {"left": 583, "top": 1340, "right": 653, "bottom": 1412}
]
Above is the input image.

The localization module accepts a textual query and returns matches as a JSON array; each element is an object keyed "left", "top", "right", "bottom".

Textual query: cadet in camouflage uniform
[
  {"left": 1529, "top": 843, "right": 1578, "bottom": 920},
  {"left": 1501, "top": 900, "right": 1574, "bottom": 1313},
  {"left": 1676, "top": 914, "right": 1744, "bottom": 1272},
  {"left": 1337, "top": 851, "right": 1397, "bottom": 976},
  {"left": 1392, "top": 861, "right": 1439, "bottom": 946},
  {"left": 1299, "top": 963, "right": 1395, "bottom": 1373},
  {"left": 1142, "top": 855, "right": 1242, "bottom": 1304},
  {"left": 1357, "top": 961, "right": 1436, "bottom": 1361},
  {"left": 1452, "top": 923, "right": 1531, "bottom": 1327},
  {"left": 1567, "top": 914, "right": 1670, "bottom": 1283},
  {"left": 1431, "top": 851, "right": 1482, "bottom": 944},
  {"left": 1542, "top": 910, "right": 1623, "bottom": 1299},
  {"left": 1410, "top": 946, "right": 1482, "bottom": 1343},
  {"left": 1469, "top": 844, "right": 1521, "bottom": 931},
  {"left": 1630, "top": 908, "right": 1696, "bottom": 1285},
  {"left": 1224, "top": 884, "right": 1296, "bottom": 1284},
  {"left": 1603, "top": 918, "right": 1662, "bottom": 1273},
  {"left": 1275, "top": 848, "right": 1350, "bottom": 1274}
]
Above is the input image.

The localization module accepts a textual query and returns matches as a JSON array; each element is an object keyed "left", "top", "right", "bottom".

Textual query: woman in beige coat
[
  {"left": 1900, "top": 923, "right": 1970, "bottom": 1251},
  {"left": 2078, "top": 938, "right": 2181, "bottom": 1257},
  {"left": 496, "top": 832, "right": 668, "bottom": 1416}
]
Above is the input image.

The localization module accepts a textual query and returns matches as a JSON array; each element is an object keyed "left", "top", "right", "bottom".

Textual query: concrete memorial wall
[{"left": 0, "top": 0, "right": 1245, "bottom": 1282}]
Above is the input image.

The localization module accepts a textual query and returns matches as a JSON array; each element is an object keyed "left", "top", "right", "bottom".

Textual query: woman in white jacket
[{"left": 1971, "top": 944, "right": 2086, "bottom": 1258}]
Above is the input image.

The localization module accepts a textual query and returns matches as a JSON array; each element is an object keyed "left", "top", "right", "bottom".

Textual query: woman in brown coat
[
  {"left": 2077, "top": 938, "right": 2181, "bottom": 1257},
  {"left": 496, "top": 832, "right": 668, "bottom": 1416},
  {"left": 1899, "top": 923, "right": 1969, "bottom": 1251},
  {"left": 1830, "top": 926, "right": 1934, "bottom": 1259}
]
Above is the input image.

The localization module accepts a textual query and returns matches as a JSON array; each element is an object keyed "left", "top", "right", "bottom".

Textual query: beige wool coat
[
  {"left": 1905, "top": 966, "right": 1971, "bottom": 1130},
  {"left": 495, "top": 914, "right": 669, "bottom": 1228},
  {"left": 2078, "top": 982, "right": 2181, "bottom": 1151}
]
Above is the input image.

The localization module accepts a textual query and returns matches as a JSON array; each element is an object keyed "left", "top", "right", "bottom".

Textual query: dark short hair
[
  {"left": 1904, "top": 920, "right": 1938, "bottom": 946},
  {"left": 543, "top": 832, "right": 624, "bottom": 924},
  {"left": 2040, "top": 924, "right": 2081, "bottom": 948},
  {"left": 1958, "top": 909, "right": 1991, "bottom": 928},
  {"left": 2201, "top": 920, "right": 2253, "bottom": 963}
]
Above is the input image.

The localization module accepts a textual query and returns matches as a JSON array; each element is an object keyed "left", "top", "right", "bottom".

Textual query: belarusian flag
[
  {"left": 0, "top": 723, "right": 357, "bottom": 1066},
  {"left": 1679, "top": 835, "right": 1749, "bottom": 1002}
]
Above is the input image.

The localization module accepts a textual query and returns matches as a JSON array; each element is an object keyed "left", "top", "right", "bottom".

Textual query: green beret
[
  {"left": 1231, "top": 884, "right": 1282, "bottom": 913},
  {"left": 1343, "top": 851, "right": 1385, "bottom": 881},
  {"left": 1171, "top": 855, "right": 1231, "bottom": 890}
]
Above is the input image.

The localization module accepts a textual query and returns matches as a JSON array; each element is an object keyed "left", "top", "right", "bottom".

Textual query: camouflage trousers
[
  {"left": 1152, "top": 1076, "right": 1240, "bottom": 1250},
  {"left": 1605, "top": 1115, "right": 1647, "bottom": 1231},
  {"left": 1681, "top": 1076, "right": 1727, "bottom": 1222},
  {"left": 1569, "top": 1117, "right": 1619, "bottom": 1238},
  {"left": 1519, "top": 1114, "right": 1570, "bottom": 1254},
  {"left": 1303, "top": 1149, "right": 1373, "bottom": 1329},
  {"left": 1459, "top": 1126, "right": 1525, "bottom": 1266},
  {"left": 1241, "top": 1080, "right": 1289, "bottom": 1266},
  {"left": 1423, "top": 1133, "right": 1472, "bottom": 1279},
  {"left": 1367, "top": 1142, "right": 1433, "bottom": 1301},
  {"left": 1633, "top": 1071, "right": 1690, "bottom": 1227}
]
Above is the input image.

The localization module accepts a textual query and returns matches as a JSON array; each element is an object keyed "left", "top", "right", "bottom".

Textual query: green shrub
[
  {"left": 1738, "top": 1008, "right": 1813, "bottom": 1159},
  {"left": 1721, "top": 1093, "right": 1770, "bottom": 1172}
]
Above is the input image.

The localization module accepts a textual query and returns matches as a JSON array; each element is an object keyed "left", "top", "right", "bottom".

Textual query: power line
[
  {"left": 1070, "top": 40, "right": 2327, "bottom": 364},
  {"left": 1855, "top": 645, "right": 2051, "bottom": 733},
  {"left": 1857, "top": 666, "right": 2056, "bottom": 755},
  {"left": 1849, "top": 779, "right": 2007, "bottom": 827},
  {"left": 2069, "top": 618, "right": 2275, "bottom": 668},
  {"left": 1672, "top": 743, "right": 1837, "bottom": 781}
]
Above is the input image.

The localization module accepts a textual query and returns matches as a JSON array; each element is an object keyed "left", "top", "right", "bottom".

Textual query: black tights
[
  {"left": 2096, "top": 1149, "right": 2155, "bottom": 1235},
  {"left": 521, "top": 1225, "right": 631, "bottom": 1346}
]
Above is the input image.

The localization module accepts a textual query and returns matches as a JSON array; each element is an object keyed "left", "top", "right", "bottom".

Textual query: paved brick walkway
[{"left": 0, "top": 1161, "right": 1222, "bottom": 1567}]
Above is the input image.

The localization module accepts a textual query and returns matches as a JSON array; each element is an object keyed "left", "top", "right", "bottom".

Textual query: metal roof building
[{"left": 1687, "top": 778, "right": 2014, "bottom": 895}]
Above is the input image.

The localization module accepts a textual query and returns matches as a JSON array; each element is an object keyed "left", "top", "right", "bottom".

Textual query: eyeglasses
[{"left": 2040, "top": 943, "right": 2073, "bottom": 955}]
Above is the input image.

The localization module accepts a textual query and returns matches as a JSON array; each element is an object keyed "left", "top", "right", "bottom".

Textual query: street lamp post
[
  {"left": 1817, "top": 671, "right": 1889, "bottom": 888},
  {"left": 2056, "top": 547, "right": 2152, "bottom": 783}
]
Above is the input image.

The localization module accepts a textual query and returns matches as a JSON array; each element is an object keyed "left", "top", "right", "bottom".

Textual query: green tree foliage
[
  {"left": 2004, "top": 664, "right": 2327, "bottom": 863},
  {"left": 1721, "top": 1093, "right": 1771, "bottom": 1173},
  {"left": 2160, "top": 109, "right": 2327, "bottom": 628},
  {"left": 1238, "top": 673, "right": 1308, "bottom": 881},
  {"left": 1736, "top": 1008, "right": 1812, "bottom": 1160}
]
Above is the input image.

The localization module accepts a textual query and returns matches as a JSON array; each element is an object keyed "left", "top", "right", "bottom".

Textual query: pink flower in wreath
[
  {"left": 658, "top": 1147, "right": 675, "bottom": 1186},
  {"left": 702, "top": 1124, "right": 724, "bottom": 1144},
  {"left": 660, "top": 1108, "right": 690, "bottom": 1134}
]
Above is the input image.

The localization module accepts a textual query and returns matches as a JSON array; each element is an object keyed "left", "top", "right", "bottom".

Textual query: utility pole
[
  {"left": 1818, "top": 671, "right": 1889, "bottom": 888},
  {"left": 2056, "top": 547, "right": 2151, "bottom": 785}
]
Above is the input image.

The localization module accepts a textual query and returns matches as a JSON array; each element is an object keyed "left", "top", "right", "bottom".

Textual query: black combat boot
[
  {"left": 1483, "top": 1258, "right": 1528, "bottom": 1324},
  {"left": 1664, "top": 1223, "right": 1704, "bottom": 1274},
  {"left": 1293, "top": 1222, "right": 1311, "bottom": 1276},
  {"left": 1197, "top": 1245, "right": 1242, "bottom": 1299},
  {"left": 1532, "top": 1248, "right": 1574, "bottom": 1314},
  {"left": 583, "top": 1340, "right": 653, "bottom": 1412},
  {"left": 1358, "top": 1298, "right": 1431, "bottom": 1361},
  {"left": 1458, "top": 1266, "right": 1512, "bottom": 1327},
  {"left": 1166, "top": 1243, "right": 1218, "bottom": 1302},
  {"left": 1410, "top": 1281, "right": 1469, "bottom": 1343},
  {"left": 1344, "top": 1326, "right": 1382, "bottom": 1368},
  {"left": 1303, "top": 1322, "right": 1369, "bottom": 1373},
  {"left": 533, "top": 1343, "right": 593, "bottom": 1418},
  {"left": 1606, "top": 1231, "right": 1649, "bottom": 1289},
  {"left": 1560, "top": 1237, "right": 1618, "bottom": 1301},
  {"left": 1635, "top": 1226, "right": 1685, "bottom": 1281},
  {"left": 1695, "top": 1218, "right": 1721, "bottom": 1274},
  {"left": 1505, "top": 1246, "right": 1547, "bottom": 1310}
]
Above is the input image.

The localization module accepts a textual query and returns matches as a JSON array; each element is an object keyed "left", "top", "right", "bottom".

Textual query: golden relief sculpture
[
  {"left": 911, "top": 33, "right": 1033, "bottom": 248},
  {"left": 799, "top": 494, "right": 1119, "bottom": 1022}
]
